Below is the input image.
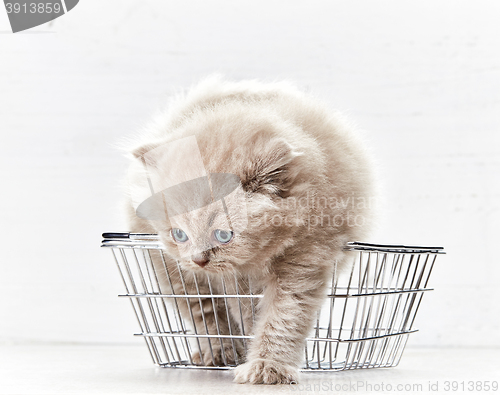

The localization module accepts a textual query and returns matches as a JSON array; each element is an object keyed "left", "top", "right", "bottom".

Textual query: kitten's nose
[{"left": 191, "top": 254, "right": 209, "bottom": 267}]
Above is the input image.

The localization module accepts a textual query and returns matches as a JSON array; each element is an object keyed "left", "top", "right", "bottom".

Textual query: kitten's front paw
[
  {"left": 233, "top": 358, "right": 299, "bottom": 384},
  {"left": 192, "top": 341, "right": 244, "bottom": 366}
]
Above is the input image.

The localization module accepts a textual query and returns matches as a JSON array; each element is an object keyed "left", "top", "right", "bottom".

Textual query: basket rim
[{"left": 101, "top": 232, "right": 445, "bottom": 254}]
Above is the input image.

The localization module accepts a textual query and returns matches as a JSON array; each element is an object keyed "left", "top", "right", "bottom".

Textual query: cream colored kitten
[{"left": 125, "top": 76, "right": 375, "bottom": 384}]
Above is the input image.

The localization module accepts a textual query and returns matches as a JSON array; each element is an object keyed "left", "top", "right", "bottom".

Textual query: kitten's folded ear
[
  {"left": 241, "top": 138, "right": 302, "bottom": 197},
  {"left": 131, "top": 142, "right": 162, "bottom": 161},
  {"left": 130, "top": 139, "right": 169, "bottom": 168}
]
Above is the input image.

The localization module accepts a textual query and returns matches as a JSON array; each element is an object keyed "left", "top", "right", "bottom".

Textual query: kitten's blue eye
[
  {"left": 171, "top": 228, "right": 189, "bottom": 243},
  {"left": 214, "top": 229, "right": 233, "bottom": 244}
]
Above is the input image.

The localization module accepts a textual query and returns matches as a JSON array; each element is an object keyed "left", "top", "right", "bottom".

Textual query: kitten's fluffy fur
[{"left": 125, "top": 76, "right": 375, "bottom": 384}]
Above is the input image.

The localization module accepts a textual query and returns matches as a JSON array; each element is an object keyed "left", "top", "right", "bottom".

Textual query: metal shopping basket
[{"left": 101, "top": 232, "right": 444, "bottom": 371}]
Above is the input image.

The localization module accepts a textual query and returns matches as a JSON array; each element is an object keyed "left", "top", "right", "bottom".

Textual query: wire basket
[{"left": 101, "top": 232, "right": 444, "bottom": 371}]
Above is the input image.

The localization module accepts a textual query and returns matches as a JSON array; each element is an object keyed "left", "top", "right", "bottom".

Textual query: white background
[{"left": 0, "top": 0, "right": 498, "bottom": 349}]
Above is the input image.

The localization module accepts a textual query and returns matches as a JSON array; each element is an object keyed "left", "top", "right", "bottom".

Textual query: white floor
[{"left": 0, "top": 345, "right": 498, "bottom": 395}]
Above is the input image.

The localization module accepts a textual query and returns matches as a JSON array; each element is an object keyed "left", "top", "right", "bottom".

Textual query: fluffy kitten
[{"left": 125, "top": 76, "right": 375, "bottom": 384}]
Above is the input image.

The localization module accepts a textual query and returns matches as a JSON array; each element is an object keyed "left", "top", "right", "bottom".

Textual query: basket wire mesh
[{"left": 101, "top": 233, "right": 444, "bottom": 371}]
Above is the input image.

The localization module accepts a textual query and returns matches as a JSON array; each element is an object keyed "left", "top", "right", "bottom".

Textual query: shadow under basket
[{"left": 101, "top": 232, "right": 444, "bottom": 371}]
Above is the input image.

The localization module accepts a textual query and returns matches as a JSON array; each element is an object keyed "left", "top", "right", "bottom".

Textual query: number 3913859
[{"left": 5, "top": 3, "right": 62, "bottom": 14}]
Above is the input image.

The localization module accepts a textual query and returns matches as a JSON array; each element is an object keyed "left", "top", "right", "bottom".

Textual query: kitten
[{"left": 124, "top": 76, "right": 375, "bottom": 384}]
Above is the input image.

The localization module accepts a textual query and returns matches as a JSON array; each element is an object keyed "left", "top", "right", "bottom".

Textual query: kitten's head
[
  {"left": 129, "top": 121, "right": 306, "bottom": 274},
  {"left": 159, "top": 200, "right": 246, "bottom": 273},
  {"left": 150, "top": 173, "right": 253, "bottom": 273}
]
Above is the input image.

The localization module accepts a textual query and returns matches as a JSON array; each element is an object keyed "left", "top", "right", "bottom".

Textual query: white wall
[{"left": 0, "top": 0, "right": 498, "bottom": 347}]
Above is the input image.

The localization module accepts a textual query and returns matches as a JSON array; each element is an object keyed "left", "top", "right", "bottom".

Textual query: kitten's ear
[
  {"left": 130, "top": 140, "right": 167, "bottom": 167},
  {"left": 131, "top": 142, "right": 160, "bottom": 160},
  {"left": 241, "top": 138, "right": 302, "bottom": 197}
]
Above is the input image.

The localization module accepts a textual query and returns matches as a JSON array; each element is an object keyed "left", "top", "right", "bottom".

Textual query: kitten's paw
[
  {"left": 192, "top": 341, "right": 244, "bottom": 366},
  {"left": 233, "top": 358, "right": 299, "bottom": 384}
]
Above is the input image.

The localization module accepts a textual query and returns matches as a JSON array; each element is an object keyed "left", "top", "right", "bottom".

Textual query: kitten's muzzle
[{"left": 191, "top": 253, "right": 209, "bottom": 268}]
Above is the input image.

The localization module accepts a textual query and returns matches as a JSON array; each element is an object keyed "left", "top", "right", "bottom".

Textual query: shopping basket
[{"left": 101, "top": 232, "right": 444, "bottom": 371}]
